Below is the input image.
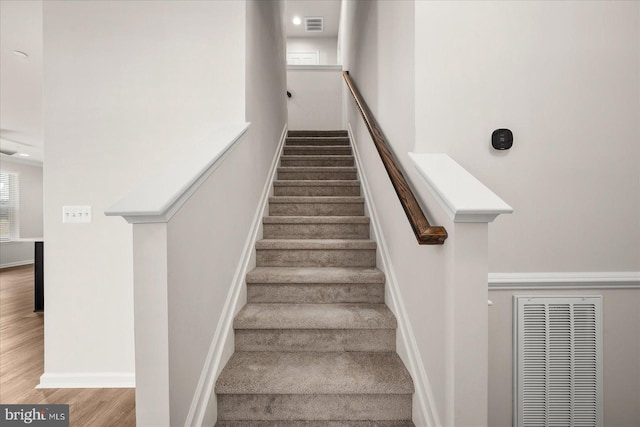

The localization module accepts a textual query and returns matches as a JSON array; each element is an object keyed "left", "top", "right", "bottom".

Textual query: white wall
[
  {"left": 340, "top": 1, "right": 450, "bottom": 423},
  {"left": 287, "top": 37, "right": 338, "bottom": 65},
  {"left": 287, "top": 67, "right": 343, "bottom": 130},
  {"left": 413, "top": 2, "right": 640, "bottom": 425},
  {"left": 42, "top": 0, "right": 245, "bottom": 386},
  {"left": 0, "top": 159, "right": 43, "bottom": 268},
  {"left": 415, "top": 0, "right": 640, "bottom": 274},
  {"left": 164, "top": 1, "right": 287, "bottom": 424}
]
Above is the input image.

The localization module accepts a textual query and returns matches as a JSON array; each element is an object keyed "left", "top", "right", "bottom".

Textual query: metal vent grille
[
  {"left": 305, "top": 17, "right": 323, "bottom": 32},
  {"left": 514, "top": 296, "right": 603, "bottom": 427}
]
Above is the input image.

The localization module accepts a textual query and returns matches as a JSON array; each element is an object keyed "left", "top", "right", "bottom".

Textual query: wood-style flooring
[{"left": 0, "top": 265, "right": 136, "bottom": 426}]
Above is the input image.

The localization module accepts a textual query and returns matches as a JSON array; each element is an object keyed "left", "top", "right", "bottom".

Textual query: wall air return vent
[
  {"left": 514, "top": 295, "right": 603, "bottom": 427},
  {"left": 305, "top": 17, "right": 323, "bottom": 33}
]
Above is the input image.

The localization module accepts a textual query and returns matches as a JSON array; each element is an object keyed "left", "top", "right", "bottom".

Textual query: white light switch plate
[{"left": 63, "top": 205, "right": 92, "bottom": 223}]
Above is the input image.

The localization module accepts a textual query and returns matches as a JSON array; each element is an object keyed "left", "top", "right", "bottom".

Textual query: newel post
[
  {"left": 444, "top": 221, "right": 491, "bottom": 426},
  {"left": 409, "top": 153, "right": 513, "bottom": 426},
  {"left": 132, "top": 222, "right": 171, "bottom": 426}
]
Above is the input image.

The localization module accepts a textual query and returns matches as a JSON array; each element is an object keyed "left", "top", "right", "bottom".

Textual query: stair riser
[
  {"left": 280, "top": 158, "right": 354, "bottom": 167},
  {"left": 263, "top": 223, "right": 370, "bottom": 239},
  {"left": 217, "top": 394, "right": 412, "bottom": 421},
  {"left": 246, "top": 283, "right": 385, "bottom": 304},
  {"left": 283, "top": 147, "right": 352, "bottom": 156},
  {"left": 269, "top": 203, "right": 364, "bottom": 216},
  {"left": 285, "top": 140, "right": 350, "bottom": 147},
  {"left": 288, "top": 130, "right": 348, "bottom": 138},
  {"left": 286, "top": 138, "right": 350, "bottom": 146},
  {"left": 256, "top": 249, "right": 376, "bottom": 267},
  {"left": 216, "top": 422, "right": 415, "bottom": 427},
  {"left": 278, "top": 170, "right": 357, "bottom": 180},
  {"left": 273, "top": 185, "right": 360, "bottom": 197},
  {"left": 235, "top": 329, "right": 395, "bottom": 352}
]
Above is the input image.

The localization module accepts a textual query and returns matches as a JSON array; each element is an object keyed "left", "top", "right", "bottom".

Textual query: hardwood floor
[{"left": 0, "top": 265, "right": 136, "bottom": 426}]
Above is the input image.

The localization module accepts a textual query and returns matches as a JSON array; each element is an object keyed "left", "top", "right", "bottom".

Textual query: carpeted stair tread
[
  {"left": 280, "top": 155, "right": 354, "bottom": 167},
  {"left": 286, "top": 137, "right": 350, "bottom": 146},
  {"left": 234, "top": 303, "right": 396, "bottom": 330},
  {"left": 216, "top": 421, "right": 415, "bottom": 426},
  {"left": 283, "top": 146, "right": 352, "bottom": 155},
  {"left": 269, "top": 196, "right": 364, "bottom": 204},
  {"left": 274, "top": 180, "right": 359, "bottom": 187},
  {"left": 263, "top": 216, "right": 369, "bottom": 224},
  {"left": 278, "top": 167, "right": 357, "bottom": 180},
  {"left": 263, "top": 216, "right": 370, "bottom": 239},
  {"left": 278, "top": 166, "right": 356, "bottom": 172},
  {"left": 217, "top": 130, "right": 414, "bottom": 422},
  {"left": 288, "top": 130, "right": 349, "bottom": 137},
  {"left": 280, "top": 155, "right": 354, "bottom": 160},
  {"left": 246, "top": 267, "right": 385, "bottom": 284},
  {"left": 255, "top": 239, "right": 376, "bottom": 250},
  {"left": 215, "top": 352, "right": 414, "bottom": 395},
  {"left": 273, "top": 180, "right": 361, "bottom": 196}
]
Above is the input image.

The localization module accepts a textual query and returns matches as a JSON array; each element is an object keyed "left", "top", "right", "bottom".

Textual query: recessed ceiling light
[
  {"left": 17, "top": 153, "right": 30, "bottom": 157},
  {"left": 13, "top": 50, "right": 29, "bottom": 59},
  {"left": 292, "top": 16, "right": 301, "bottom": 26}
]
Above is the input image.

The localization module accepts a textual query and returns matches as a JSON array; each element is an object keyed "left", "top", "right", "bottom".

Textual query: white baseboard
[
  {"left": 489, "top": 272, "right": 640, "bottom": 290},
  {"left": 184, "top": 124, "right": 288, "bottom": 427},
  {"left": 37, "top": 373, "right": 135, "bottom": 389},
  {"left": 348, "top": 123, "right": 441, "bottom": 427},
  {"left": 0, "top": 260, "right": 34, "bottom": 269}
]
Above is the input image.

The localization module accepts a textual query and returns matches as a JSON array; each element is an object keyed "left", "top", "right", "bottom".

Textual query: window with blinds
[
  {"left": 514, "top": 295, "right": 603, "bottom": 427},
  {"left": 0, "top": 171, "right": 20, "bottom": 240}
]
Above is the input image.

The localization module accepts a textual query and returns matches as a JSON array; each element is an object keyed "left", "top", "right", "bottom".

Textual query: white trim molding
[
  {"left": 489, "top": 272, "right": 640, "bottom": 290},
  {"left": 408, "top": 152, "right": 513, "bottom": 223},
  {"left": 348, "top": 124, "right": 442, "bottom": 427},
  {"left": 0, "top": 260, "right": 34, "bottom": 269},
  {"left": 184, "top": 124, "right": 288, "bottom": 427},
  {"left": 287, "top": 64, "right": 342, "bottom": 71},
  {"left": 37, "top": 373, "right": 135, "bottom": 389},
  {"left": 105, "top": 123, "right": 250, "bottom": 224}
]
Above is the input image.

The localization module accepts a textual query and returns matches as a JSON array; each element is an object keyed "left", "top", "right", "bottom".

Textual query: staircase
[{"left": 215, "top": 130, "right": 415, "bottom": 425}]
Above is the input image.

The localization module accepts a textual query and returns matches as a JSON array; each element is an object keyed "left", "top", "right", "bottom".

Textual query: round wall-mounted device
[{"left": 492, "top": 129, "right": 513, "bottom": 150}]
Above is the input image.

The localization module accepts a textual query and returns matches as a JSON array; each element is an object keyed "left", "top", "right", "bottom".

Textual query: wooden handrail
[{"left": 342, "top": 71, "right": 447, "bottom": 245}]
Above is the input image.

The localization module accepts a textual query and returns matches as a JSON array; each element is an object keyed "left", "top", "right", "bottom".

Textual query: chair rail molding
[{"left": 489, "top": 271, "right": 640, "bottom": 290}]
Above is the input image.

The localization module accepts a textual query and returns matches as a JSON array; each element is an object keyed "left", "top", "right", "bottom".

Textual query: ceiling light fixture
[
  {"left": 13, "top": 50, "right": 29, "bottom": 59},
  {"left": 292, "top": 16, "right": 301, "bottom": 25},
  {"left": 17, "top": 153, "right": 30, "bottom": 157}
]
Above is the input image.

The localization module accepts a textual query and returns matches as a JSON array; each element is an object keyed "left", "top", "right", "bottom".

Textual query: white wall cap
[
  {"left": 105, "top": 122, "right": 250, "bottom": 224},
  {"left": 408, "top": 152, "right": 513, "bottom": 223}
]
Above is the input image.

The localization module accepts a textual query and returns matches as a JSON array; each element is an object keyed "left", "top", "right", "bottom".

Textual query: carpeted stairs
[{"left": 215, "top": 130, "right": 415, "bottom": 425}]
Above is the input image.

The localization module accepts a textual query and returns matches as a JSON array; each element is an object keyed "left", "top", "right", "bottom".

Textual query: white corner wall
[
  {"left": 287, "top": 37, "right": 338, "bottom": 65},
  {"left": 42, "top": 0, "right": 245, "bottom": 387},
  {"left": 287, "top": 67, "right": 343, "bottom": 130},
  {"left": 415, "top": 1, "right": 640, "bottom": 273}
]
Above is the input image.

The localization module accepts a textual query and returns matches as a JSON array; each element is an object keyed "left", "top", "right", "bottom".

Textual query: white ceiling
[
  {"left": 286, "top": 0, "right": 341, "bottom": 38},
  {"left": 0, "top": 0, "right": 43, "bottom": 164}
]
